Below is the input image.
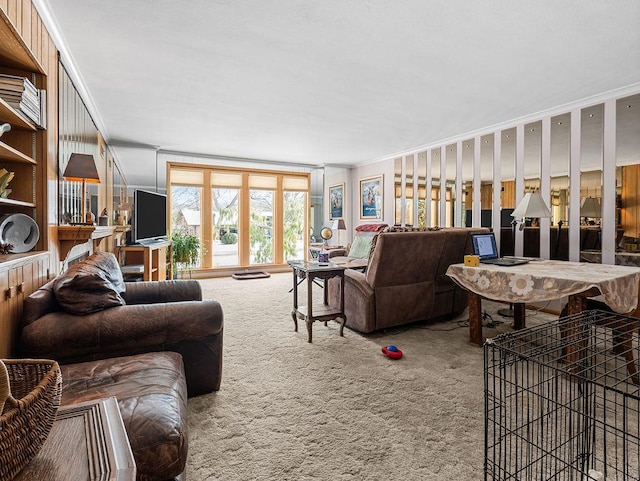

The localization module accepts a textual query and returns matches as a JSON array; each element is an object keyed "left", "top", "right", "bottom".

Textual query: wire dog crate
[{"left": 484, "top": 310, "right": 640, "bottom": 481}]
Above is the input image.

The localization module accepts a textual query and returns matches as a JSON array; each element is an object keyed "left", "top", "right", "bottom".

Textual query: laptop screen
[{"left": 472, "top": 233, "right": 499, "bottom": 260}]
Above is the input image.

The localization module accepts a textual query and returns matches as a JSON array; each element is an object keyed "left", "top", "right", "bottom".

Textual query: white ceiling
[{"left": 39, "top": 0, "right": 640, "bottom": 187}]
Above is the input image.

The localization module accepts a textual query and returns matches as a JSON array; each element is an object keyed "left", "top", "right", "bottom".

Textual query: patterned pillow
[{"left": 348, "top": 235, "right": 373, "bottom": 259}]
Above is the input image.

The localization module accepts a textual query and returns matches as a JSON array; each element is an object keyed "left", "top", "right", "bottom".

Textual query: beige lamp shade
[
  {"left": 580, "top": 197, "right": 602, "bottom": 218},
  {"left": 511, "top": 192, "right": 552, "bottom": 219}
]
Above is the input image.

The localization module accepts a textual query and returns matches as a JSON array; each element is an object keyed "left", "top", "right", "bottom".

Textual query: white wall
[{"left": 324, "top": 160, "right": 394, "bottom": 246}]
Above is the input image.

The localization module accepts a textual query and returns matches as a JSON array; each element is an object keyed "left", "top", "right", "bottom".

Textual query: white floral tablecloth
[{"left": 446, "top": 260, "right": 640, "bottom": 314}]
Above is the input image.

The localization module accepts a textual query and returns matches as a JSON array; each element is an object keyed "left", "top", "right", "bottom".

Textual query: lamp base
[{"left": 497, "top": 307, "right": 515, "bottom": 318}]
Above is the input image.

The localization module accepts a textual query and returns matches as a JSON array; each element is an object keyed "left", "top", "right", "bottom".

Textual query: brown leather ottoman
[{"left": 60, "top": 352, "right": 188, "bottom": 481}]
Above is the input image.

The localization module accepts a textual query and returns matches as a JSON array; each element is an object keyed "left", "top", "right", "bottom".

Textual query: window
[{"left": 168, "top": 163, "right": 309, "bottom": 271}]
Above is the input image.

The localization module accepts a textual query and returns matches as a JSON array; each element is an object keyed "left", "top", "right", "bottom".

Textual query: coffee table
[
  {"left": 289, "top": 260, "right": 346, "bottom": 342},
  {"left": 446, "top": 259, "right": 640, "bottom": 345}
]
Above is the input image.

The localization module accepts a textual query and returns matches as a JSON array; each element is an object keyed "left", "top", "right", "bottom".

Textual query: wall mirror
[
  {"left": 617, "top": 93, "right": 640, "bottom": 248},
  {"left": 480, "top": 134, "right": 494, "bottom": 227},
  {"left": 417, "top": 152, "right": 427, "bottom": 227},
  {"left": 393, "top": 157, "right": 402, "bottom": 225},
  {"left": 500, "top": 128, "right": 516, "bottom": 255},
  {"left": 445, "top": 144, "right": 457, "bottom": 227},
  {"left": 431, "top": 148, "right": 441, "bottom": 226},
  {"left": 405, "top": 154, "right": 414, "bottom": 225},
  {"left": 579, "top": 103, "right": 604, "bottom": 256},
  {"left": 550, "top": 112, "right": 570, "bottom": 232},
  {"left": 462, "top": 139, "right": 474, "bottom": 227}
]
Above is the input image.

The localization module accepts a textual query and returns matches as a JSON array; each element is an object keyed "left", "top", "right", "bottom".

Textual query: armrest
[
  {"left": 20, "top": 299, "right": 223, "bottom": 395},
  {"left": 328, "top": 248, "right": 348, "bottom": 258},
  {"left": 328, "top": 269, "right": 376, "bottom": 333},
  {"left": 123, "top": 279, "right": 202, "bottom": 304},
  {"left": 344, "top": 269, "right": 373, "bottom": 298}
]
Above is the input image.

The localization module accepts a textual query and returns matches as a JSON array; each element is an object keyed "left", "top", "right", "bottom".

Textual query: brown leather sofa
[
  {"left": 327, "top": 227, "right": 488, "bottom": 333},
  {"left": 19, "top": 251, "right": 224, "bottom": 481}
]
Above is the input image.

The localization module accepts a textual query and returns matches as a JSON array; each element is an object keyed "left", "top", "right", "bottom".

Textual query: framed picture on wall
[
  {"left": 329, "top": 183, "right": 344, "bottom": 220},
  {"left": 360, "top": 175, "right": 383, "bottom": 220}
]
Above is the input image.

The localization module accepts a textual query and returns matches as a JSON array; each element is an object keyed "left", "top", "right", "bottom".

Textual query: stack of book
[{"left": 0, "top": 74, "right": 44, "bottom": 128}]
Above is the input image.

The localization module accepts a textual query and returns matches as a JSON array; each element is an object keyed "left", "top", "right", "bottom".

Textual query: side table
[
  {"left": 290, "top": 260, "right": 347, "bottom": 342},
  {"left": 15, "top": 396, "right": 136, "bottom": 481}
]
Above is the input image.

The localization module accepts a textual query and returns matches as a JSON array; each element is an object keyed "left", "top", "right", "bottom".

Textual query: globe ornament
[{"left": 320, "top": 227, "right": 333, "bottom": 245}]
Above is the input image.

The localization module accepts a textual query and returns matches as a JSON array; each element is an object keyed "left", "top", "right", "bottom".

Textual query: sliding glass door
[{"left": 168, "top": 162, "right": 309, "bottom": 271}]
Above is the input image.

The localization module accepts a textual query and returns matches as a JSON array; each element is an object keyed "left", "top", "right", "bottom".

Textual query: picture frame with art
[
  {"left": 359, "top": 175, "right": 383, "bottom": 220},
  {"left": 329, "top": 183, "right": 344, "bottom": 220}
]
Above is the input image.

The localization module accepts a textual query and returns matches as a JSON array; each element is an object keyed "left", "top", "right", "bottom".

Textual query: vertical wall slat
[
  {"left": 473, "top": 136, "right": 481, "bottom": 228},
  {"left": 602, "top": 99, "right": 616, "bottom": 265},
  {"left": 569, "top": 109, "right": 582, "bottom": 262},
  {"left": 426, "top": 149, "right": 432, "bottom": 227},
  {"left": 439, "top": 147, "right": 446, "bottom": 226},
  {"left": 20, "top": 0, "right": 30, "bottom": 51},
  {"left": 493, "top": 131, "right": 502, "bottom": 246},
  {"left": 515, "top": 124, "right": 525, "bottom": 256},
  {"left": 540, "top": 117, "right": 551, "bottom": 259}
]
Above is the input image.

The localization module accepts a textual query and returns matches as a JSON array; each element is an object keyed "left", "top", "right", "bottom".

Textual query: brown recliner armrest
[
  {"left": 123, "top": 279, "right": 202, "bottom": 304},
  {"left": 328, "top": 248, "right": 348, "bottom": 258},
  {"left": 20, "top": 300, "right": 223, "bottom": 396}
]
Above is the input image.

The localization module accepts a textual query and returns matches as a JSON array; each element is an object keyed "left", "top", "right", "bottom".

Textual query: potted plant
[{"left": 171, "top": 230, "right": 200, "bottom": 278}]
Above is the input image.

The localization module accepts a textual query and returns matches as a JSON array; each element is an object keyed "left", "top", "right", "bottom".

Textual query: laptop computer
[{"left": 471, "top": 232, "right": 530, "bottom": 266}]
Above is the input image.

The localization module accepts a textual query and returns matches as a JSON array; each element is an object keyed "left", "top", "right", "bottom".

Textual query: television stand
[{"left": 119, "top": 239, "right": 172, "bottom": 281}]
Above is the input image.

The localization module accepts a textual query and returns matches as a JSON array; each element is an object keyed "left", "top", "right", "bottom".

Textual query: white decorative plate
[{"left": 0, "top": 213, "right": 40, "bottom": 253}]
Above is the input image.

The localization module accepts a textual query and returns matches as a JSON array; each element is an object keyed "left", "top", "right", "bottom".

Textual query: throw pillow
[
  {"left": 81, "top": 251, "right": 126, "bottom": 293},
  {"left": 53, "top": 258, "right": 126, "bottom": 315},
  {"left": 348, "top": 235, "right": 373, "bottom": 259}
]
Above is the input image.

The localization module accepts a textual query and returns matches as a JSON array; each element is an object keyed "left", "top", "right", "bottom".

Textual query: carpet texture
[{"left": 187, "top": 273, "right": 556, "bottom": 480}]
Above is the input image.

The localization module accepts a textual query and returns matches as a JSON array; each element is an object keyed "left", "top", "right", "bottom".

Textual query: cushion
[
  {"left": 81, "top": 251, "right": 126, "bottom": 293},
  {"left": 348, "top": 235, "right": 374, "bottom": 259},
  {"left": 60, "top": 352, "right": 188, "bottom": 481},
  {"left": 355, "top": 223, "right": 387, "bottom": 232},
  {"left": 53, "top": 253, "right": 126, "bottom": 315}
]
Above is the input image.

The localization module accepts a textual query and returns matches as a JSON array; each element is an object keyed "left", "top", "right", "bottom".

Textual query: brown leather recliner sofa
[
  {"left": 328, "top": 227, "right": 488, "bottom": 333},
  {"left": 19, "top": 251, "right": 223, "bottom": 481}
]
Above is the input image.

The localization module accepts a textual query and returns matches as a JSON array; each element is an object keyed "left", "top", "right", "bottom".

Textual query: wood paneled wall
[
  {"left": 501, "top": 181, "right": 515, "bottom": 208},
  {"left": 621, "top": 164, "right": 640, "bottom": 238},
  {"left": 58, "top": 62, "right": 104, "bottom": 224}
]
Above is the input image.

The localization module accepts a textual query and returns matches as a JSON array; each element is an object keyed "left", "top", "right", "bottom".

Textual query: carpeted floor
[{"left": 187, "top": 273, "right": 556, "bottom": 480}]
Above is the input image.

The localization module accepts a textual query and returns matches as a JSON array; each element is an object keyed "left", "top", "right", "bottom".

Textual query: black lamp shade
[{"left": 63, "top": 153, "right": 100, "bottom": 183}]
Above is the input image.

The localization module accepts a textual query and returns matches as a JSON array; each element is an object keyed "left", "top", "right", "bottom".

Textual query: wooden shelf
[
  {"left": 57, "top": 225, "right": 117, "bottom": 259},
  {"left": 0, "top": 139, "right": 35, "bottom": 164},
  {"left": 0, "top": 11, "right": 46, "bottom": 73},
  {"left": 0, "top": 196, "right": 35, "bottom": 208},
  {"left": 0, "top": 96, "right": 37, "bottom": 131},
  {"left": 119, "top": 240, "right": 172, "bottom": 281}
]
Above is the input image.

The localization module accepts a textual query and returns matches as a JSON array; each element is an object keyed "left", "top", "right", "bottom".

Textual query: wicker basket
[{"left": 0, "top": 359, "right": 62, "bottom": 481}]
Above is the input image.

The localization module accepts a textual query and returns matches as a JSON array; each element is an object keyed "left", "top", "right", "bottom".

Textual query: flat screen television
[{"left": 132, "top": 189, "right": 168, "bottom": 244}]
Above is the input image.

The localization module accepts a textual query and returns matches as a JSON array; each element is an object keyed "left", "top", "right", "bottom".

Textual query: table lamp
[
  {"left": 511, "top": 192, "right": 552, "bottom": 230},
  {"left": 63, "top": 153, "right": 100, "bottom": 225},
  {"left": 580, "top": 197, "right": 601, "bottom": 224},
  {"left": 500, "top": 192, "right": 552, "bottom": 318},
  {"left": 332, "top": 219, "right": 346, "bottom": 246}
]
